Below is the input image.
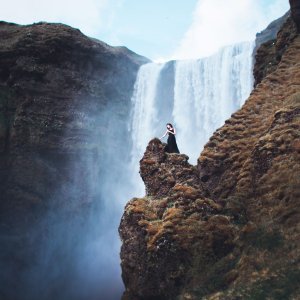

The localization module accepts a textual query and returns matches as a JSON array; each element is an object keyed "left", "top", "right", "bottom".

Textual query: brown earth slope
[{"left": 119, "top": 14, "right": 300, "bottom": 300}]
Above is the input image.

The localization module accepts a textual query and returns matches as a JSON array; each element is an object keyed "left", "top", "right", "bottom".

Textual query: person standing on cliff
[{"left": 160, "top": 123, "right": 180, "bottom": 153}]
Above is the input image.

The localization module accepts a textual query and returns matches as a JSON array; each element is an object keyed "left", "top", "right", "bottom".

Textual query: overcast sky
[{"left": 2, "top": 0, "right": 290, "bottom": 61}]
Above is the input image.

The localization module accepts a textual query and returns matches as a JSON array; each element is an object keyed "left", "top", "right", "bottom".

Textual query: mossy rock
[
  {"left": 246, "top": 226, "right": 284, "bottom": 251},
  {"left": 245, "top": 268, "right": 300, "bottom": 300}
]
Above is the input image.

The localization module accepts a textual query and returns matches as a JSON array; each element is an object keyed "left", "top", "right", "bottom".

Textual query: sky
[{"left": 1, "top": 0, "right": 290, "bottom": 61}]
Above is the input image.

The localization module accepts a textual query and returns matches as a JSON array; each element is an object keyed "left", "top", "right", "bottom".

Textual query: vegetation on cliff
[{"left": 119, "top": 12, "right": 300, "bottom": 300}]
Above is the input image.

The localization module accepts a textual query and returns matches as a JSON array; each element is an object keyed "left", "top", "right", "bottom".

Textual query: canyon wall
[
  {"left": 0, "top": 21, "right": 147, "bottom": 226},
  {"left": 0, "top": 21, "right": 148, "bottom": 300}
]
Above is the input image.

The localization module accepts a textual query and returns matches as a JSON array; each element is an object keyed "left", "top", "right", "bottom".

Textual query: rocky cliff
[
  {"left": 254, "top": 12, "right": 289, "bottom": 50},
  {"left": 119, "top": 10, "right": 300, "bottom": 300},
  {"left": 253, "top": 11, "right": 297, "bottom": 87},
  {"left": 290, "top": 0, "right": 300, "bottom": 32},
  {"left": 0, "top": 21, "right": 148, "bottom": 227},
  {"left": 0, "top": 21, "right": 148, "bottom": 300}
]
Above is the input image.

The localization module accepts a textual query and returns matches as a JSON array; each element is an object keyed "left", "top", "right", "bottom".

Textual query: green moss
[
  {"left": 190, "top": 253, "right": 240, "bottom": 298},
  {"left": 247, "top": 227, "right": 284, "bottom": 251},
  {"left": 167, "top": 201, "right": 175, "bottom": 208},
  {"left": 245, "top": 268, "right": 300, "bottom": 300},
  {"left": 217, "top": 268, "right": 300, "bottom": 300},
  {"left": 286, "top": 91, "right": 300, "bottom": 107},
  {"left": 224, "top": 195, "right": 248, "bottom": 225}
]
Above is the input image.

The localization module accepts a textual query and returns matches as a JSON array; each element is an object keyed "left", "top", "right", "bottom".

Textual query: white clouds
[
  {"left": 1, "top": 0, "right": 290, "bottom": 60},
  {"left": 172, "top": 0, "right": 289, "bottom": 60},
  {"left": 1, "top": 0, "right": 111, "bottom": 37}
]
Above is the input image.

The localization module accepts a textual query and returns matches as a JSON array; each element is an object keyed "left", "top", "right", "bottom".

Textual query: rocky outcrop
[
  {"left": 253, "top": 13, "right": 297, "bottom": 86},
  {"left": 120, "top": 11, "right": 300, "bottom": 300},
  {"left": 254, "top": 12, "right": 289, "bottom": 51},
  {"left": 120, "top": 139, "right": 235, "bottom": 300},
  {"left": 253, "top": 3, "right": 300, "bottom": 87}
]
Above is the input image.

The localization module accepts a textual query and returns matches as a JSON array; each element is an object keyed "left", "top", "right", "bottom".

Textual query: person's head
[{"left": 166, "top": 123, "right": 173, "bottom": 130}]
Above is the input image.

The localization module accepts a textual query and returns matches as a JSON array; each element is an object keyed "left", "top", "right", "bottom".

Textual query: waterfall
[
  {"left": 129, "top": 63, "right": 165, "bottom": 195},
  {"left": 131, "top": 63, "right": 165, "bottom": 158},
  {"left": 130, "top": 41, "right": 254, "bottom": 174},
  {"left": 173, "top": 41, "right": 254, "bottom": 162}
]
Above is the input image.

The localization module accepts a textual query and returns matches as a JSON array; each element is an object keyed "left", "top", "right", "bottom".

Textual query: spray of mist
[
  {"left": 1, "top": 40, "right": 254, "bottom": 300},
  {"left": 0, "top": 97, "right": 134, "bottom": 300}
]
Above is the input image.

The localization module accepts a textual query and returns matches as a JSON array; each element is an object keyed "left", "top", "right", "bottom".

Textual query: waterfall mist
[
  {"left": 0, "top": 98, "right": 133, "bottom": 300},
  {"left": 1, "top": 41, "right": 254, "bottom": 300}
]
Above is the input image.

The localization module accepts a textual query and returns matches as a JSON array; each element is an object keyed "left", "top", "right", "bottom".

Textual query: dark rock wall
[
  {"left": 0, "top": 21, "right": 148, "bottom": 300},
  {"left": 253, "top": 13, "right": 297, "bottom": 87},
  {"left": 254, "top": 11, "right": 289, "bottom": 51},
  {"left": 0, "top": 21, "right": 147, "bottom": 226},
  {"left": 290, "top": 0, "right": 300, "bottom": 32}
]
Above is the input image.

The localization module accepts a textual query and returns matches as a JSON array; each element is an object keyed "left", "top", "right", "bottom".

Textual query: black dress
[{"left": 165, "top": 129, "right": 180, "bottom": 153}]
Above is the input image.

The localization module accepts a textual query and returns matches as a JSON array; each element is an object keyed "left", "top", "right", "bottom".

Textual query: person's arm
[
  {"left": 160, "top": 130, "right": 168, "bottom": 139},
  {"left": 167, "top": 128, "right": 175, "bottom": 135}
]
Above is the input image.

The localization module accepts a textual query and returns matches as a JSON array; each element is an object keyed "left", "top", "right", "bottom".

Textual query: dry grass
[{"left": 172, "top": 184, "right": 199, "bottom": 200}]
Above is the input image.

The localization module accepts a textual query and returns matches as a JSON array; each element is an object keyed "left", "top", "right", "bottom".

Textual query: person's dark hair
[{"left": 166, "top": 123, "right": 173, "bottom": 129}]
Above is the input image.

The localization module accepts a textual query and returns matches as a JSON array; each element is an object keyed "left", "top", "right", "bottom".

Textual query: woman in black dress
[{"left": 160, "top": 123, "right": 180, "bottom": 153}]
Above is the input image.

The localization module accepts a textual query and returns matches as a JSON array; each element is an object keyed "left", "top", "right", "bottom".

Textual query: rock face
[
  {"left": 119, "top": 15, "right": 300, "bottom": 300},
  {"left": 253, "top": 13, "right": 297, "bottom": 86},
  {"left": 0, "top": 21, "right": 148, "bottom": 226},
  {"left": 254, "top": 12, "right": 289, "bottom": 51},
  {"left": 0, "top": 21, "right": 148, "bottom": 300},
  {"left": 120, "top": 139, "right": 235, "bottom": 300},
  {"left": 290, "top": 0, "right": 300, "bottom": 32}
]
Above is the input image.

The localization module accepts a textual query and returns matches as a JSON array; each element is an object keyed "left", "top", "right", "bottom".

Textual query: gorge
[{"left": 0, "top": 2, "right": 299, "bottom": 300}]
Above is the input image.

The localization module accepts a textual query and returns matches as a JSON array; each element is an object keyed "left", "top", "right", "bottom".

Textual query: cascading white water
[
  {"left": 173, "top": 41, "right": 254, "bottom": 163},
  {"left": 130, "top": 41, "right": 254, "bottom": 177},
  {"left": 130, "top": 63, "right": 165, "bottom": 158},
  {"left": 130, "top": 63, "right": 165, "bottom": 195}
]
